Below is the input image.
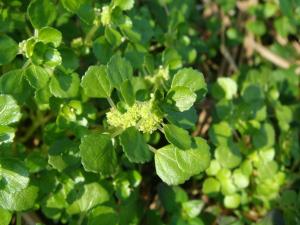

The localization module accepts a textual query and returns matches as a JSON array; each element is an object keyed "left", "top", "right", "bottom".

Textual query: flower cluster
[{"left": 106, "top": 101, "right": 162, "bottom": 133}]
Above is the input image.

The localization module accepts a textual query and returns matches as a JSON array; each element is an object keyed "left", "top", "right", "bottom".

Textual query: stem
[
  {"left": 148, "top": 145, "right": 157, "bottom": 153},
  {"left": 16, "top": 213, "right": 22, "bottom": 225},
  {"left": 77, "top": 213, "right": 86, "bottom": 225},
  {"left": 111, "top": 128, "right": 124, "bottom": 138},
  {"left": 84, "top": 22, "right": 101, "bottom": 46},
  {"left": 107, "top": 97, "right": 116, "bottom": 108},
  {"left": 22, "top": 60, "right": 31, "bottom": 69}
]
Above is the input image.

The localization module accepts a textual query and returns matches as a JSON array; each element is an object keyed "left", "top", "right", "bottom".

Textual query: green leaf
[
  {"left": 163, "top": 124, "right": 191, "bottom": 149},
  {"left": 0, "top": 69, "right": 33, "bottom": 104},
  {"left": 167, "top": 86, "right": 197, "bottom": 112},
  {"left": 120, "top": 127, "right": 152, "bottom": 163},
  {"left": 38, "top": 27, "right": 62, "bottom": 48},
  {"left": 31, "top": 42, "right": 62, "bottom": 67},
  {"left": 0, "top": 207, "right": 12, "bottom": 225},
  {"left": 0, "top": 185, "right": 39, "bottom": 211},
  {"left": 93, "top": 37, "right": 113, "bottom": 64},
  {"left": 88, "top": 206, "right": 118, "bottom": 225},
  {"left": 113, "top": 0, "right": 135, "bottom": 10},
  {"left": 209, "top": 121, "right": 232, "bottom": 146},
  {"left": 27, "top": 0, "right": 57, "bottom": 29},
  {"left": 80, "top": 133, "right": 117, "bottom": 175},
  {"left": 81, "top": 65, "right": 112, "bottom": 98},
  {"left": 0, "top": 95, "right": 21, "bottom": 125},
  {"left": 61, "top": 0, "right": 87, "bottom": 12},
  {"left": 233, "top": 169, "right": 249, "bottom": 189},
  {"left": 216, "top": 77, "right": 238, "bottom": 100},
  {"left": 107, "top": 55, "right": 133, "bottom": 89},
  {"left": 224, "top": 194, "right": 241, "bottom": 209},
  {"left": 0, "top": 158, "right": 29, "bottom": 192},
  {"left": 49, "top": 70, "right": 80, "bottom": 98},
  {"left": 154, "top": 137, "right": 210, "bottom": 185},
  {"left": 0, "top": 126, "right": 15, "bottom": 144},
  {"left": 105, "top": 26, "right": 122, "bottom": 48},
  {"left": 25, "top": 65, "right": 50, "bottom": 90},
  {"left": 120, "top": 80, "right": 135, "bottom": 106},
  {"left": 202, "top": 177, "right": 221, "bottom": 194},
  {"left": 181, "top": 200, "right": 204, "bottom": 218},
  {"left": 162, "top": 48, "right": 182, "bottom": 70},
  {"left": 171, "top": 68, "right": 207, "bottom": 99},
  {"left": 215, "top": 144, "right": 242, "bottom": 169},
  {"left": 0, "top": 35, "right": 18, "bottom": 65},
  {"left": 67, "top": 182, "right": 110, "bottom": 215}
]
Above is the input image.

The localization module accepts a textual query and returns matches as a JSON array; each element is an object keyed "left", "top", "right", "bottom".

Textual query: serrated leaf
[
  {"left": 113, "top": 0, "right": 134, "bottom": 10},
  {"left": 120, "top": 127, "right": 152, "bottom": 163},
  {"left": 215, "top": 144, "right": 242, "bottom": 169},
  {"left": 0, "top": 207, "right": 11, "bottom": 225},
  {"left": 163, "top": 124, "right": 191, "bottom": 149},
  {"left": 120, "top": 80, "right": 135, "bottom": 106},
  {"left": 155, "top": 137, "right": 210, "bottom": 185},
  {"left": 0, "top": 158, "right": 29, "bottom": 192},
  {"left": 171, "top": 68, "right": 207, "bottom": 99},
  {"left": 67, "top": 182, "right": 110, "bottom": 215},
  {"left": 81, "top": 65, "right": 112, "bottom": 98},
  {"left": 88, "top": 205, "right": 118, "bottom": 225},
  {"left": 49, "top": 70, "right": 80, "bottom": 98},
  {"left": 0, "top": 95, "right": 21, "bottom": 125},
  {"left": 38, "top": 27, "right": 62, "bottom": 48},
  {"left": 25, "top": 65, "right": 49, "bottom": 90},
  {"left": 0, "top": 69, "right": 33, "bottom": 104},
  {"left": 80, "top": 133, "right": 117, "bottom": 175},
  {"left": 105, "top": 26, "right": 122, "bottom": 47},
  {"left": 0, "top": 185, "right": 39, "bottom": 211},
  {"left": 167, "top": 86, "right": 196, "bottom": 112},
  {"left": 0, "top": 126, "right": 15, "bottom": 144},
  {"left": 0, "top": 35, "right": 18, "bottom": 65},
  {"left": 107, "top": 55, "right": 133, "bottom": 89},
  {"left": 27, "top": 0, "right": 56, "bottom": 29}
]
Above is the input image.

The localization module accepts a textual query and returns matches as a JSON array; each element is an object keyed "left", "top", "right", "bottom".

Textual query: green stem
[
  {"left": 16, "top": 213, "right": 22, "bottom": 225},
  {"left": 107, "top": 97, "right": 116, "bottom": 108},
  {"left": 148, "top": 145, "right": 157, "bottom": 153},
  {"left": 77, "top": 213, "right": 86, "bottom": 225},
  {"left": 84, "top": 22, "right": 101, "bottom": 46}
]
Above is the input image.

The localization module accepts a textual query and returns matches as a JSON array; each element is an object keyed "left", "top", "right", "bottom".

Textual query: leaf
[
  {"left": 154, "top": 137, "right": 210, "bottom": 185},
  {"left": 38, "top": 27, "right": 62, "bottom": 48},
  {"left": 0, "top": 207, "right": 12, "bottom": 225},
  {"left": 163, "top": 124, "right": 191, "bottom": 150},
  {"left": 181, "top": 200, "right": 204, "bottom": 218},
  {"left": 171, "top": 68, "right": 207, "bottom": 99},
  {"left": 31, "top": 42, "right": 62, "bottom": 67},
  {"left": 25, "top": 65, "right": 50, "bottom": 90},
  {"left": 0, "top": 158, "right": 30, "bottom": 192},
  {"left": 215, "top": 144, "right": 242, "bottom": 169},
  {"left": 119, "top": 127, "right": 152, "bottom": 163},
  {"left": 93, "top": 37, "right": 113, "bottom": 64},
  {"left": 27, "top": 0, "right": 57, "bottom": 29},
  {"left": 120, "top": 80, "right": 135, "bottom": 106},
  {"left": 61, "top": 0, "right": 87, "bottom": 12},
  {"left": 163, "top": 104, "right": 197, "bottom": 129},
  {"left": 49, "top": 70, "right": 80, "bottom": 98},
  {"left": 105, "top": 26, "right": 122, "bottom": 47},
  {"left": 216, "top": 77, "right": 237, "bottom": 100},
  {"left": 113, "top": 0, "right": 135, "bottom": 10},
  {"left": 0, "top": 35, "right": 18, "bottom": 65},
  {"left": 0, "top": 95, "right": 21, "bottom": 125},
  {"left": 88, "top": 206, "right": 118, "bottom": 225},
  {"left": 66, "top": 182, "right": 110, "bottom": 215},
  {"left": 80, "top": 133, "right": 117, "bottom": 175},
  {"left": 0, "top": 185, "right": 39, "bottom": 211},
  {"left": 0, "top": 126, "right": 15, "bottom": 144},
  {"left": 167, "top": 86, "right": 197, "bottom": 112},
  {"left": 81, "top": 65, "right": 112, "bottom": 98},
  {"left": 202, "top": 178, "right": 221, "bottom": 194},
  {"left": 0, "top": 69, "right": 33, "bottom": 104},
  {"left": 107, "top": 55, "right": 133, "bottom": 89},
  {"left": 224, "top": 194, "right": 241, "bottom": 209}
]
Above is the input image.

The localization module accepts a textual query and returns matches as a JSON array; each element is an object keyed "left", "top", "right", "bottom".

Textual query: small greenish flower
[{"left": 106, "top": 100, "right": 162, "bottom": 133}]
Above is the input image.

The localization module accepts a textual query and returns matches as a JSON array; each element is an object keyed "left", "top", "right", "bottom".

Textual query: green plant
[{"left": 0, "top": 0, "right": 300, "bottom": 225}]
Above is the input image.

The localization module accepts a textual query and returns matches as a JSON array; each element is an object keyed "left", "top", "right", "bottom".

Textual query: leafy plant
[{"left": 0, "top": 0, "right": 300, "bottom": 225}]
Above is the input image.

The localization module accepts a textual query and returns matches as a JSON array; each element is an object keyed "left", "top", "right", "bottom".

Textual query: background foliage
[{"left": 0, "top": 0, "right": 300, "bottom": 225}]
